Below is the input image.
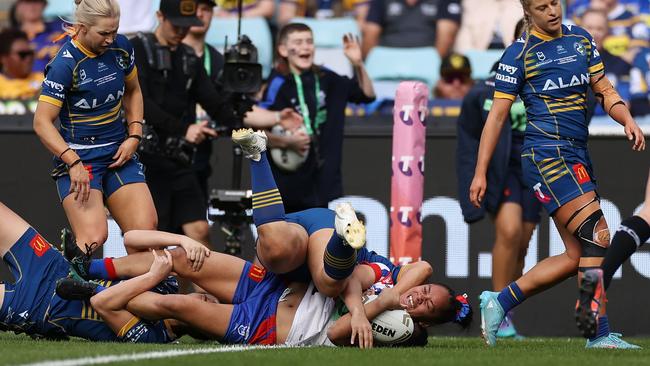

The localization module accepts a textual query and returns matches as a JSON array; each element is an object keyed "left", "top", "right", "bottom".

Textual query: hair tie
[{"left": 454, "top": 293, "right": 470, "bottom": 323}]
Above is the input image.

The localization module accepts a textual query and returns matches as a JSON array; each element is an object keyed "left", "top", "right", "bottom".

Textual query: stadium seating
[
  {"left": 464, "top": 49, "right": 504, "bottom": 80},
  {"left": 43, "top": 0, "right": 75, "bottom": 19},
  {"left": 291, "top": 17, "right": 361, "bottom": 77},
  {"left": 365, "top": 46, "right": 440, "bottom": 100},
  {"left": 206, "top": 17, "right": 274, "bottom": 78}
]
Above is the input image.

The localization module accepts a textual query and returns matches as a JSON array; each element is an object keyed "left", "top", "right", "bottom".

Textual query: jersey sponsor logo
[
  {"left": 498, "top": 63, "right": 518, "bottom": 75},
  {"left": 43, "top": 78, "right": 64, "bottom": 92},
  {"left": 572, "top": 163, "right": 591, "bottom": 184},
  {"left": 496, "top": 73, "right": 518, "bottom": 84},
  {"left": 74, "top": 88, "right": 124, "bottom": 109},
  {"left": 542, "top": 73, "right": 590, "bottom": 91},
  {"left": 62, "top": 50, "right": 73, "bottom": 58},
  {"left": 237, "top": 324, "right": 250, "bottom": 339},
  {"left": 247, "top": 264, "right": 265, "bottom": 282},
  {"left": 533, "top": 183, "right": 551, "bottom": 204},
  {"left": 556, "top": 55, "right": 578, "bottom": 65},
  {"left": 29, "top": 234, "right": 50, "bottom": 257}
]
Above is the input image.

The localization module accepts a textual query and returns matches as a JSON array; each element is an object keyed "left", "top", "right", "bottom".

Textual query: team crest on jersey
[
  {"left": 574, "top": 42, "right": 586, "bottom": 56},
  {"left": 115, "top": 53, "right": 130, "bottom": 70}
]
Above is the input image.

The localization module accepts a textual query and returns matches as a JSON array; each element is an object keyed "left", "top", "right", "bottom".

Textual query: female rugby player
[
  {"left": 33, "top": 0, "right": 156, "bottom": 255},
  {"left": 469, "top": 0, "right": 645, "bottom": 348}
]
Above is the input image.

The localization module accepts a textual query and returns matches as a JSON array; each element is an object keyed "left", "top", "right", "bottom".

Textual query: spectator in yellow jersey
[
  {"left": 277, "top": 0, "right": 370, "bottom": 28},
  {"left": 0, "top": 29, "right": 44, "bottom": 100},
  {"left": 214, "top": 0, "right": 275, "bottom": 19}
]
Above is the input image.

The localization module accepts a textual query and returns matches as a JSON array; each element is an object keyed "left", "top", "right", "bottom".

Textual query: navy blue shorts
[
  {"left": 52, "top": 143, "right": 146, "bottom": 201},
  {"left": 224, "top": 262, "right": 286, "bottom": 345},
  {"left": 502, "top": 165, "right": 542, "bottom": 223},
  {"left": 521, "top": 142, "right": 597, "bottom": 215},
  {"left": 1, "top": 228, "right": 171, "bottom": 342},
  {"left": 285, "top": 208, "right": 335, "bottom": 234}
]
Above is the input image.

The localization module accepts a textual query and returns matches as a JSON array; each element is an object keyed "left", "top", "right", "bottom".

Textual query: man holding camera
[{"left": 133, "top": 0, "right": 299, "bottom": 246}]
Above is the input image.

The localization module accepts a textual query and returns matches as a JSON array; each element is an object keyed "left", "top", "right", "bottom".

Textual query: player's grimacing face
[
  {"left": 279, "top": 31, "right": 315, "bottom": 72},
  {"left": 81, "top": 17, "right": 119, "bottom": 55},
  {"left": 399, "top": 284, "right": 450, "bottom": 323},
  {"left": 526, "top": 0, "right": 562, "bottom": 35}
]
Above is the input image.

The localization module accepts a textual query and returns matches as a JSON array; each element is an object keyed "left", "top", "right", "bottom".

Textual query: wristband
[
  {"left": 127, "top": 135, "right": 142, "bottom": 142},
  {"left": 59, "top": 147, "right": 72, "bottom": 160},
  {"left": 68, "top": 159, "right": 82, "bottom": 169}
]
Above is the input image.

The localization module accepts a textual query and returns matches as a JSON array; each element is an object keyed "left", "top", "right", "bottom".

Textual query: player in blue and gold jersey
[
  {"left": 0, "top": 201, "right": 183, "bottom": 343},
  {"left": 469, "top": 0, "right": 645, "bottom": 349},
  {"left": 33, "top": 0, "right": 157, "bottom": 256}
]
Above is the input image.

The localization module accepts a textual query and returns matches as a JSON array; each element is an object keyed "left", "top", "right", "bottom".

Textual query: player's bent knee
[{"left": 574, "top": 209, "right": 609, "bottom": 270}]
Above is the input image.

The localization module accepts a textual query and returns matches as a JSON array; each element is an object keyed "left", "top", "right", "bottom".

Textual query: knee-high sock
[
  {"left": 251, "top": 152, "right": 285, "bottom": 226},
  {"left": 323, "top": 232, "right": 357, "bottom": 280},
  {"left": 497, "top": 282, "right": 526, "bottom": 313},
  {"left": 88, "top": 258, "right": 118, "bottom": 280},
  {"left": 601, "top": 216, "right": 650, "bottom": 289}
]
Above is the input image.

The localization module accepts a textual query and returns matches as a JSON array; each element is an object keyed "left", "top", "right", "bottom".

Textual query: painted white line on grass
[{"left": 15, "top": 345, "right": 290, "bottom": 366}]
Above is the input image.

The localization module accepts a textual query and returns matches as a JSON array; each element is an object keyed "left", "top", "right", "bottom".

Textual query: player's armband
[{"left": 592, "top": 75, "right": 626, "bottom": 114}]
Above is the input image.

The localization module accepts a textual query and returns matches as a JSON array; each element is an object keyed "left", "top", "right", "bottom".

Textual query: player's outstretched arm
[
  {"left": 341, "top": 265, "right": 377, "bottom": 348},
  {"left": 469, "top": 97, "right": 513, "bottom": 208},
  {"left": 123, "top": 230, "right": 210, "bottom": 271}
]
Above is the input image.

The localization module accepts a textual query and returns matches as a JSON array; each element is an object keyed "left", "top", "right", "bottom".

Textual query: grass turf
[{"left": 2, "top": 333, "right": 650, "bottom": 366}]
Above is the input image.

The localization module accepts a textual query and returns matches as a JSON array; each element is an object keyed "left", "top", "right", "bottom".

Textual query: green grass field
[{"left": 3, "top": 333, "right": 650, "bottom": 366}]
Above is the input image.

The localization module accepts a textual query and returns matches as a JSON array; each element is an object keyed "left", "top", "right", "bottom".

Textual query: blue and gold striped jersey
[
  {"left": 39, "top": 34, "right": 137, "bottom": 144},
  {"left": 494, "top": 24, "right": 604, "bottom": 147}
]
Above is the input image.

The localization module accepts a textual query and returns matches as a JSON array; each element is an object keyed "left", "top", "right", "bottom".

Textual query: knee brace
[{"left": 574, "top": 209, "right": 609, "bottom": 258}]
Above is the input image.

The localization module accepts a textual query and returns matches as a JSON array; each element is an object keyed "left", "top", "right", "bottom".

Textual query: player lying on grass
[
  {"left": 575, "top": 168, "right": 650, "bottom": 338},
  {"left": 0, "top": 201, "right": 192, "bottom": 343},
  {"left": 57, "top": 229, "right": 472, "bottom": 347}
]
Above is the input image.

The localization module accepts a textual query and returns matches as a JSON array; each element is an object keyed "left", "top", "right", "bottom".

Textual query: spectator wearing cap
[
  {"left": 182, "top": 0, "right": 225, "bottom": 199},
  {"left": 10, "top": 0, "right": 65, "bottom": 72},
  {"left": 213, "top": 0, "right": 275, "bottom": 19},
  {"left": 362, "top": 0, "right": 461, "bottom": 59},
  {"left": 433, "top": 52, "right": 473, "bottom": 99},
  {"left": 0, "top": 28, "right": 43, "bottom": 100}
]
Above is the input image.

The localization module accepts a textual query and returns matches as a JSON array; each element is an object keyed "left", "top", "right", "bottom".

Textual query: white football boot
[
  {"left": 334, "top": 202, "right": 366, "bottom": 249},
  {"left": 231, "top": 128, "right": 268, "bottom": 161}
]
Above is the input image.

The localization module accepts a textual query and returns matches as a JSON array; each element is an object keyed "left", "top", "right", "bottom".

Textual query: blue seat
[
  {"left": 291, "top": 17, "right": 360, "bottom": 48},
  {"left": 464, "top": 49, "right": 504, "bottom": 80},
  {"left": 44, "top": 0, "right": 75, "bottom": 19},
  {"left": 206, "top": 17, "right": 273, "bottom": 78},
  {"left": 365, "top": 46, "right": 440, "bottom": 88}
]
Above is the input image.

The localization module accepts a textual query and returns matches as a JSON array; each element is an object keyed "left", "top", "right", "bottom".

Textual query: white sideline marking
[{"left": 16, "top": 345, "right": 290, "bottom": 366}]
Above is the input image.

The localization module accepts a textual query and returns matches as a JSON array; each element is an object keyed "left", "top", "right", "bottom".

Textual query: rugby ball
[
  {"left": 269, "top": 125, "right": 309, "bottom": 172},
  {"left": 362, "top": 294, "right": 414, "bottom": 344}
]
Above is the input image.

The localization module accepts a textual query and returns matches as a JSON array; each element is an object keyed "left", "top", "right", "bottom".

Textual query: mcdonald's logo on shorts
[
  {"left": 247, "top": 264, "right": 266, "bottom": 282},
  {"left": 29, "top": 234, "right": 50, "bottom": 257},
  {"left": 572, "top": 163, "right": 590, "bottom": 184}
]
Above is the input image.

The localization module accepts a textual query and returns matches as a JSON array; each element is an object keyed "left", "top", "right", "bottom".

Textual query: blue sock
[
  {"left": 251, "top": 152, "right": 285, "bottom": 226},
  {"left": 88, "top": 258, "right": 117, "bottom": 280},
  {"left": 590, "top": 315, "right": 610, "bottom": 341},
  {"left": 497, "top": 282, "right": 526, "bottom": 313},
  {"left": 323, "top": 232, "right": 357, "bottom": 280}
]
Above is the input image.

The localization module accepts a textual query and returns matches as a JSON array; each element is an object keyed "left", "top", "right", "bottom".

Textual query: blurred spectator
[
  {"left": 581, "top": 8, "right": 634, "bottom": 115},
  {"left": 277, "top": 0, "right": 370, "bottom": 28},
  {"left": 433, "top": 52, "right": 473, "bottom": 99},
  {"left": 629, "top": 47, "right": 650, "bottom": 116},
  {"left": 567, "top": 0, "right": 649, "bottom": 22},
  {"left": 572, "top": 0, "right": 649, "bottom": 61},
  {"left": 117, "top": 0, "right": 156, "bottom": 35},
  {"left": 0, "top": 28, "right": 43, "bottom": 99},
  {"left": 362, "top": 0, "right": 461, "bottom": 58},
  {"left": 455, "top": 0, "right": 522, "bottom": 52},
  {"left": 10, "top": 0, "right": 64, "bottom": 72},
  {"left": 214, "top": 0, "right": 274, "bottom": 19},
  {"left": 182, "top": 0, "right": 225, "bottom": 199}
]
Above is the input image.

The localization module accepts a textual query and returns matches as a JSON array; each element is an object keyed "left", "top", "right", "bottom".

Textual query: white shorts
[{"left": 284, "top": 282, "right": 336, "bottom": 347}]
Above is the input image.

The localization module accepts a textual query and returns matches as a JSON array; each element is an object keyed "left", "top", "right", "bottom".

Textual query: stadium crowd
[{"left": 0, "top": 0, "right": 648, "bottom": 351}]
